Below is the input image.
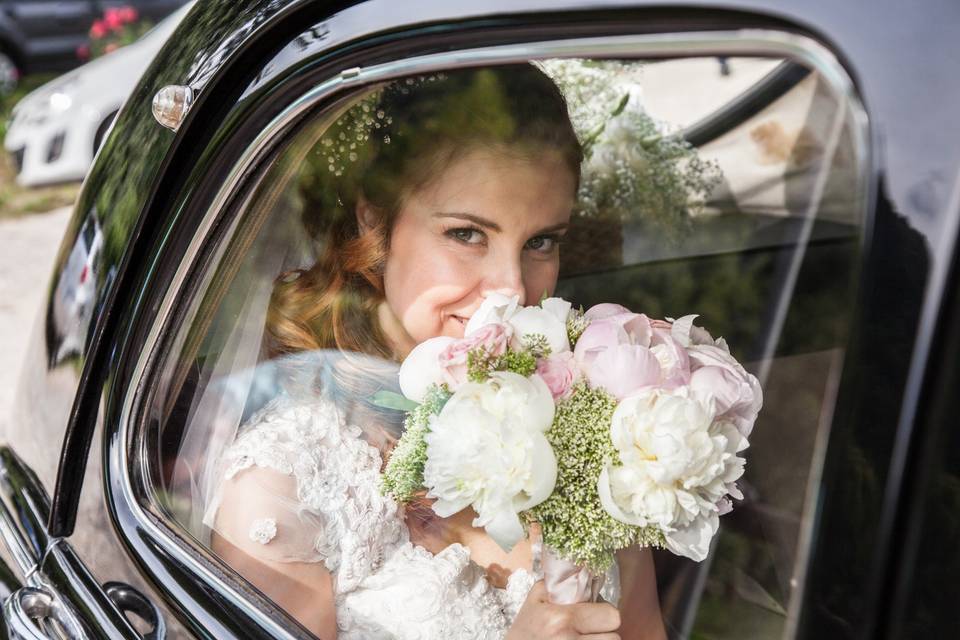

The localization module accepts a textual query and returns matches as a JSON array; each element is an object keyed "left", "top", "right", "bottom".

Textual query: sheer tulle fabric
[{"left": 193, "top": 353, "right": 620, "bottom": 638}]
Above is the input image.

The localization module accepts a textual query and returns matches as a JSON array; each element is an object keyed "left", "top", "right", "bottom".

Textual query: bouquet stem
[{"left": 541, "top": 545, "right": 605, "bottom": 604}]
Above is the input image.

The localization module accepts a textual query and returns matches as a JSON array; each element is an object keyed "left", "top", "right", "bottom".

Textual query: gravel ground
[{"left": 0, "top": 206, "right": 72, "bottom": 434}]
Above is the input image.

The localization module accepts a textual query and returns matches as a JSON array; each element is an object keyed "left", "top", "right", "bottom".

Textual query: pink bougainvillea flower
[{"left": 89, "top": 20, "right": 107, "bottom": 39}]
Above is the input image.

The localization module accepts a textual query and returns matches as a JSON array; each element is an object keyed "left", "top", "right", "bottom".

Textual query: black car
[
  {"left": 2, "top": 0, "right": 959, "bottom": 638},
  {"left": 0, "top": 0, "right": 187, "bottom": 93}
]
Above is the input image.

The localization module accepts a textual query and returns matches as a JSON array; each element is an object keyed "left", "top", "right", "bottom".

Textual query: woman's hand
[{"left": 507, "top": 581, "right": 621, "bottom": 639}]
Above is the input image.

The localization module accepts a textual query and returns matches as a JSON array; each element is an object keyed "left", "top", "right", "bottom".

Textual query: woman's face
[{"left": 374, "top": 147, "right": 577, "bottom": 354}]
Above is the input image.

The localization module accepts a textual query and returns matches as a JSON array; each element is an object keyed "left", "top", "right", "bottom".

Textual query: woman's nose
[{"left": 482, "top": 257, "right": 525, "bottom": 306}]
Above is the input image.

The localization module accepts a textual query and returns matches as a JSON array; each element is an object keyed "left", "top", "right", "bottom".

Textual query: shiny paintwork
[{"left": 4, "top": 0, "right": 959, "bottom": 637}]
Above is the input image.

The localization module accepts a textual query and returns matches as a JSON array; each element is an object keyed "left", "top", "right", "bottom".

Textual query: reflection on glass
[
  {"left": 147, "top": 56, "right": 866, "bottom": 639},
  {"left": 46, "top": 210, "right": 104, "bottom": 367}
]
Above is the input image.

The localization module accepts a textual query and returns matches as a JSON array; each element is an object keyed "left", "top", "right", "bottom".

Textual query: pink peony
[
  {"left": 573, "top": 313, "right": 663, "bottom": 398},
  {"left": 574, "top": 313, "right": 652, "bottom": 359},
  {"left": 583, "top": 343, "right": 661, "bottom": 400},
  {"left": 536, "top": 352, "right": 578, "bottom": 400},
  {"left": 687, "top": 344, "right": 763, "bottom": 437},
  {"left": 573, "top": 319, "right": 624, "bottom": 367},
  {"left": 438, "top": 323, "right": 511, "bottom": 388},
  {"left": 648, "top": 326, "right": 691, "bottom": 389},
  {"left": 584, "top": 303, "right": 631, "bottom": 321},
  {"left": 649, "top": 318, "right": 673, "bottom": 331}
]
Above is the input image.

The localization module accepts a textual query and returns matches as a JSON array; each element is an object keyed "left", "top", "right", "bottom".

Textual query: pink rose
[
  {"left": 536, "top": 352, "right": 578, "bottom": 400},
  {"left": 438, "top": 323, "right": 511, "bottom": 388}
]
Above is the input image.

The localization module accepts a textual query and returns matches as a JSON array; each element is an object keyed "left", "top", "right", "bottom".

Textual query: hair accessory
[{"left": 319, "top": 73, "right": 446, "bottom": 176}]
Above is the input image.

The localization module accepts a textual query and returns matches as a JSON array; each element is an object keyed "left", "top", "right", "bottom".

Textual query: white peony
[
  {"left": 398, "top": 336, "right": 454, "bottom": 402},
  {"left": 597, "top": 386, "right": 747, "bottom": 561},
  {"left": 423, "top": 371, "right": 557, "bottom": 551},
  {"left": 509, "top": 300, "right": 571, "bottom": 355},
  {"left": 464, "top": 293, "right": 520, "bottom": 336},
  {"left": 465, "top": 294, "right": 572, "bottom": 355}
]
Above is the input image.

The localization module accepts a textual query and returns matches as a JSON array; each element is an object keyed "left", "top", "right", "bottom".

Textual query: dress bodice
[{"left": 207, "top": 392, "right": 618, "bottom": 639}]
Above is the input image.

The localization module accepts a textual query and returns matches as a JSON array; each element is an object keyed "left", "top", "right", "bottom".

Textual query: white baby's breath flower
[
  {"left": 597, "top": 386, "right": 747, "bottom": 561},
  {"left": 423, "top": 371, "right": 557, "bottom": 551}
]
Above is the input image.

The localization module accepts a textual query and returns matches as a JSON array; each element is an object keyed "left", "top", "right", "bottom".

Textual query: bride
[{"left": 202, "top": 64, "right": 667, "bottom": 639}]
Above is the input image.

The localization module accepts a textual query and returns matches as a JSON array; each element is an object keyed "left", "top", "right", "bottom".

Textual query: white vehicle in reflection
[
  {"left": 3, "top": 1, "right": 193, "bottom": 188},
  {"left": 46, "top": 212, "right": 104, "bottom": 366}
]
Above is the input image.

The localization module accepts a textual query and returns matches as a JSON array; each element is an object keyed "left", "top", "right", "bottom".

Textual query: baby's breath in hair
[{"left": 528, "top": 382, "right": 664, "bottom": 572}]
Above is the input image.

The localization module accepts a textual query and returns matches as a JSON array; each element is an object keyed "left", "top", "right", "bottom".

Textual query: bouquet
[{"left": 380, "top": 294, "right": 762, "bottom": 603}]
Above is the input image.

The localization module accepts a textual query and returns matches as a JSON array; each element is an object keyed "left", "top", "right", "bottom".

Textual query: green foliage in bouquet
[
  {"left": 467, "top": 334, "right": 551, "bottom": 382},
  {"left": 527, "top": 383, "right": 664, "bottom": 572},
  {"left": 381, "top": 384, "right": 450, "bottom": 503}
]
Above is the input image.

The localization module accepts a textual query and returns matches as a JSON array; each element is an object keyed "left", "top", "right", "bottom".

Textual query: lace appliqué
[
  {"left": 336, "top": 543, "right": 511, "bottom": 640},
  {"left": 248, "top": 518, "right": 277, "bottom": 545},
  {"left": 214, "top": 393, "right": 622, "bottom": 639},
  {"left": 220, "top": 394, "right": 404, "bottom": 593}
]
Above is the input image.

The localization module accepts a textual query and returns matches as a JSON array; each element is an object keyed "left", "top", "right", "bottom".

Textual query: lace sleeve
[
  {"left": 210, "top": 464, "right": 327, "bottom": 564},
  {"left": 204, "top": 394, "right": 405, "bottom": 590}
]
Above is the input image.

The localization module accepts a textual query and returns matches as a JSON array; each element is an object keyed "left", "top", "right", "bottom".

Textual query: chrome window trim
[{"left": 110, "top": 30, "right": 871, "bottom": 639}]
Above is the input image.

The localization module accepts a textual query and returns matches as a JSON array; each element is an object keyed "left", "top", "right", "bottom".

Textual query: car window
[{"left": 137, "top": 50, "right": 868, "bottom": 639}]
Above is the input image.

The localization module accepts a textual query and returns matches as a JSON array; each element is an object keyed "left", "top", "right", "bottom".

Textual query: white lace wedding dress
[{"left": 205, "top": 391, "right": 619, "bottom": 639}]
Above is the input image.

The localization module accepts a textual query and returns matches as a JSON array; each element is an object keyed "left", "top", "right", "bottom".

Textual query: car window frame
[{"left": 106, "top": 28, "right": 870, "bottom": 640}]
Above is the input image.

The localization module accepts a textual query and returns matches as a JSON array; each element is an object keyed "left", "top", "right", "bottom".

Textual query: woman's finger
[
  {"left": 579, "top": 634, "right": 621, "bottom": 640},
  {"left": 571, "top": 602, "right": 620, "bottom": 633}
]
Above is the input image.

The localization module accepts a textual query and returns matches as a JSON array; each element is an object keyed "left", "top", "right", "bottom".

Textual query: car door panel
[{"left": 0, "top": 446, "right": 161, "bottom": 639}]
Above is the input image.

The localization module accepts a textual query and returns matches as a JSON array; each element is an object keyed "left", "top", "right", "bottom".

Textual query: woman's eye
[
  {"left": 447, "top": 227, "right": 486, "bottom": 245},
  {"left": 525, "top": 235, "right": 559, "bottom": 253}
]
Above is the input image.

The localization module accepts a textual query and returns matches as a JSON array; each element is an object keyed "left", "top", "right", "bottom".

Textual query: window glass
[{"left": 144, "top": 55, "right": 867, "bottom": 638}]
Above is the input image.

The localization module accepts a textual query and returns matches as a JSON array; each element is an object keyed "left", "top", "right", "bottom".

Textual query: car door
[
  {"left": 66, "top": 2, "right": 882, "bottom": 639},
  {"left": 7, "top": 0, "right": 957, "bottom": 639}
]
